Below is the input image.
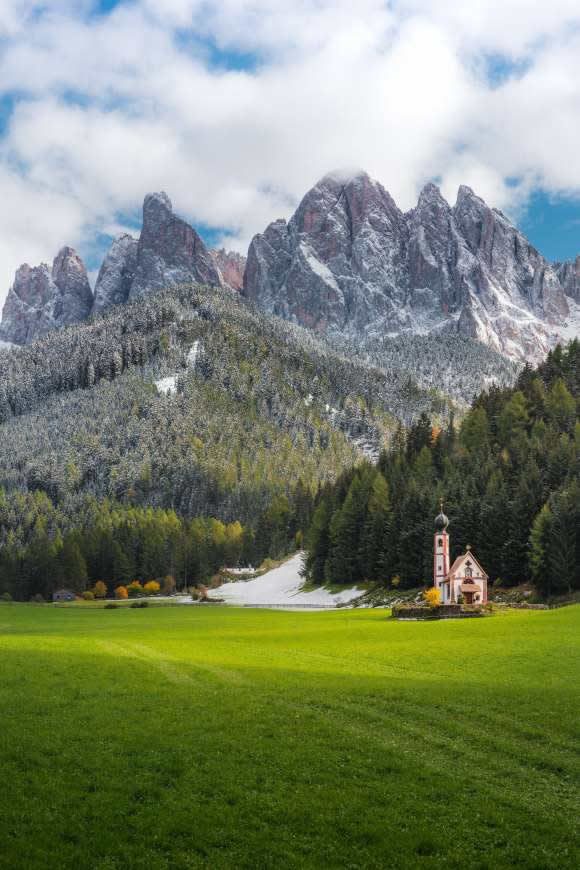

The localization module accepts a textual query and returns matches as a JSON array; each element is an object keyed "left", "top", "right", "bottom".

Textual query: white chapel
[{"left": 433, "top": 504, "right": 488, "bottom": 604}]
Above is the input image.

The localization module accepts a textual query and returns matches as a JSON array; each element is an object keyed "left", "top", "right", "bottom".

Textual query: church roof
[
  {"left": 460, "top": 582, "right": 481, "bottom": 593},
  {"left": 448, "top": 550, "right": 488, "bottom": 580}
]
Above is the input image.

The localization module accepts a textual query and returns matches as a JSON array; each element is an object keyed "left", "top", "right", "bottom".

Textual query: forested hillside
[
  {"left": 306, "top": 341, "right": 580, "bottom": 598},
  {"left": 0, "top": 282, "right": 453, "bottom": 600}
]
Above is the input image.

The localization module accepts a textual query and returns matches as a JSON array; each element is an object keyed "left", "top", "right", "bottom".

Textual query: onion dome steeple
[{"left": 434, "top": 500, "right": 449, "bottom": 532}]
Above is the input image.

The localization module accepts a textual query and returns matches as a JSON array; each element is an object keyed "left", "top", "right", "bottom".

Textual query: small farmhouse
[
  {"left": 433, "top": 505, "right": 488, "bottom": 604},
  {"left": 52, "top": 589, "right": 76, "bottom": 602}
]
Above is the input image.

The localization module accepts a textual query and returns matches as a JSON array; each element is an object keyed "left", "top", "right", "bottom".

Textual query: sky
[{"left": 1, "top": 0, "right": 580, "bottom": 302}]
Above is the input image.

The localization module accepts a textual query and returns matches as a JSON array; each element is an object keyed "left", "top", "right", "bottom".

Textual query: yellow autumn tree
[
  {"left": 93, "top": 581, "right": 107, "bottom": 599},
  {"left": 424, "top": 587, "right": 441, "bottom": 608},
  {"left": 144, "top": 580, "right": 161, "bottom": 595},
  {"left": 115, "top": 585, "right": 128, "bottom": 600}
]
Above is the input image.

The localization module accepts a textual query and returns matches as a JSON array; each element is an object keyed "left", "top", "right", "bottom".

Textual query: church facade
[{"left": 433, "top": 506, "right": 488, "bottom": 604}]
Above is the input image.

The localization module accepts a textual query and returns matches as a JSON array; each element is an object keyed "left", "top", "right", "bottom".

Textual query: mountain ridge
[
  {"left": 244, "top": 171, "right": 579, "bottom": 362},
  {"left": 1, "top": 171, "right": 579, "bottom": 362}
]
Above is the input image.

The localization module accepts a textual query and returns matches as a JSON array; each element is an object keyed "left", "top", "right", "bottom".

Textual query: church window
[{"left": 438, "top": 538, "right": 443, "bottom": 547}]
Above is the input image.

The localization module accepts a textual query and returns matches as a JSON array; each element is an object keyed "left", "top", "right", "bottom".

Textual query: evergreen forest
[{"left": 306, "top": 341, "right": 580, "bottom": 598}]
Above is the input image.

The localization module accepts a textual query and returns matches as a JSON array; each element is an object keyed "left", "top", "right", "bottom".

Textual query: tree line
[{"left": 0, "top": 485, "right": 314, "bottom": 601}]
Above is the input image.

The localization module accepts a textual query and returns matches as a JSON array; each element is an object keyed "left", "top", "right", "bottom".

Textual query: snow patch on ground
[
  {"left": 0, "top": 340, "right": 14, "bottom": 351},
  {"left": 187, "top": 340, "right": 199, "bottom": 369},
  {"left": 155, "top": 375, "right": 178, "bottom": 395},
  {"left": 155, "top": 342, "right": 200, "bottom": 396},
  {"left": 215, "top": 552, "right": 362, "bottom": 609}
]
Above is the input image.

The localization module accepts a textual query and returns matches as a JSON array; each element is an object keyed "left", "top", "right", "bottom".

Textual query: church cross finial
[{"left": 440, "top": 499, "right": 444, "bottom": 513}]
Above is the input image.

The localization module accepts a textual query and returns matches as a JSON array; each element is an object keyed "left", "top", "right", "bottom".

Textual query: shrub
[
  {"left": 209, "top": 574, "right": 222, "bottom": 589},
  {"left": 391, "top": 575, "right": 401, "bottom": 588},
  {"left": 143, "top": 580, "right": 161, "bottom": 596},
  {"left": 30, "top": 593, "right": 45, "bottom": 604},
  {"left": 423, "top": 587, "right": 441, "bottom": 608},
  {"left": 1, "top": 592, "right": 12, "bottom": 602},
  {"left": 115, "top": 586, "right": 128, "bottom": 600},
  {"left": 82, "top": 590, "right": 95, "bottom": 601},
  {"left": 162, "top": 575, "right": 176, "bottom": 594},
  {"left": 130, "top": 600, "right": 149, "bottom": 608},
  {"left": 104, "top": 602, "right": 118, "bottom": 610},
  {"left": 127, "top": 581, "right": 144, "bottom": 598},
  {"left": 94, "top": 581, "right": 107, "bottom": 599}
]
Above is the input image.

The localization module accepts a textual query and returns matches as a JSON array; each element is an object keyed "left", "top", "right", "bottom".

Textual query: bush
[
  {"left": 162, "top": 575, "right": 176, "bottom": 594},
  {"left": 143, "top": 580, "right": 161, "bottom": 596},
  {"left": 423, "top": 587, "right": 441, "bottom": 608},
  {"left": 391, "top": 575, "right": 401, "bottom": 588},
  {"left": 82, "top": 590, "right": 95, "bottom": 601},
  {"left": 130, "top": 600, "right": 149, "bottom": 608},
  {"left": 191, "top": 588, "right": 200, "bottom": 601},
  {"left": 30, "top": 593, "right": 45, "bottom": 604},
  {"left": 94, "top": 581, "right": 107, "bottom": 599},
  {"left": 104, "top": 602, "right": 119, "bottom": 610},
  {"left": 127, "top": 581, "right": 144, "bottom": 598},
  {"left": 1, "top": 592, "right": 12, "bottom": 602},
  {"left": 115, "top": 586, "right": 128, "bottom": 600}
]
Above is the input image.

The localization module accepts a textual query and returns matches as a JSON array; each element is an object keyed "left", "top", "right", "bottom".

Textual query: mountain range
[{"left": 1, "top": 171, "right": 579, "bottom": 363}]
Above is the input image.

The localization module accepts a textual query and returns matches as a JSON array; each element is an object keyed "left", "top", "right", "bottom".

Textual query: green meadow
[{"left": 0, "top": 604, "right": 579, "bottom": 870}]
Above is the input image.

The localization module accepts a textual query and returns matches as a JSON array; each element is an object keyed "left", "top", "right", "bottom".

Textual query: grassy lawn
[{"left": 0, "top": 605, "right": 579, "bottom": 869}]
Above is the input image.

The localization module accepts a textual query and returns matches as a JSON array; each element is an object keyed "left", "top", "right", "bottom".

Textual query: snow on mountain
[
  {"left": 155, "top": 341, "right": 201, "bottom": 396},
  {"left": 244, "top": 171, "right": 578, "bottom": 363},
  {"left": 155, "top": 375, "right": 179, "bottom": 396}
]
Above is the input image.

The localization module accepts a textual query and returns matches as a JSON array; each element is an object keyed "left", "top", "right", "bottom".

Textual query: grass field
[{"left": 0, "top": 604, "right": 579, "bottom": 870}]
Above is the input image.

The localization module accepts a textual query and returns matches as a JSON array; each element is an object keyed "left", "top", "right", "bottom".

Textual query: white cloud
[{"left": 0, "top": 0, "right": 580, "bottom": 302}]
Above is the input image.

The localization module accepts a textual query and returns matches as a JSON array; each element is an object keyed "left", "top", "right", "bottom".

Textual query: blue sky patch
[
  {"left": 483, "top": 53, "right": 532, "bottom": 88},
  {"left": 519, "top": 190, "right": 580, "bottom": 262}
]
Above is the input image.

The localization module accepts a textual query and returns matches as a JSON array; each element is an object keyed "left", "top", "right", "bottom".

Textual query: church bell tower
[{"left": 433, "top": 502, "right": 450, "bottom": 590}]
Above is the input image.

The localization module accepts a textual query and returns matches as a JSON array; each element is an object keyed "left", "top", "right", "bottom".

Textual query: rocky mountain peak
[
  {"left": 93, "top": 234, "right": 138, "bottom": 312},
  {"left": 417, "top": 182, "right": 445, "bottom": 205},
  {"left": 96, "top": 193, "right": 225, "bottom": 311},
  {"left": 143, "top": 190, "right": 172, "bottom": 215},
  {"left": 0, "top": 247, "right": 93, "bottom": 345},
  {"left": 244, "top": 171, "right": 577, "bottom": 361},
  {"left": 130, "top": 191, "right": 223, "bottom": 298}
]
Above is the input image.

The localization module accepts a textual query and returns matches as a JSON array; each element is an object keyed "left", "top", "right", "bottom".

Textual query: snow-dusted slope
[
  {"left": 215, "top": 552, "right": 361, "bottom": 608},
  {"left": 155, "top": 341, "right": 200, "bottom": 396}
]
